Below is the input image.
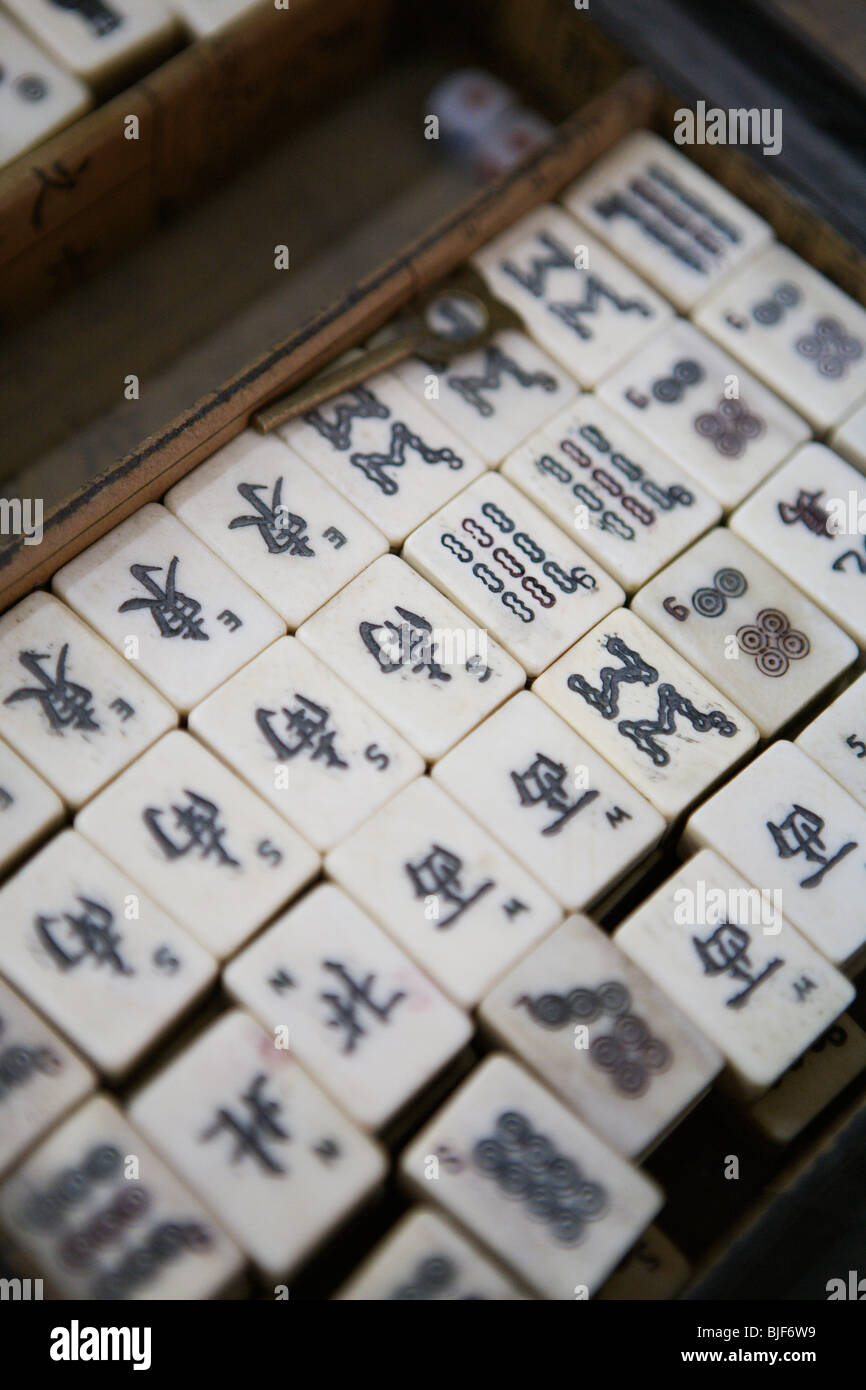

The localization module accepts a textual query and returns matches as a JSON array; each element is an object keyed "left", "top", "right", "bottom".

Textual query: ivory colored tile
[
  {"left": 0, "top": 12, "right": 90, "bottom": 165},
  {"left": 532, "top": 607, "right": 758, "bottom": 821},
  {"left": 730, "top": 443, "right": 866, "bottom": 645},
  {"left": 682, "top": 741, "right": 866, "bottom": 969},
  {"left": 336, "top": 1207, "right": 528, "bottom": 1300},
  {"left": 597, "top": 1224, "right": 690, "bottom": 1300},
  {"left": 501, "top": 394, "right": 721, "bottom": 593},
  {"left": 0, "top": 1095, "right": 243, "bottom": 1299},
  {"left": 694, "top": 242, "right": 866, "bottom": 432},
  {"left": 614, "top": 849, "right": 855, "bottom": 1096},
  {"left": 75, "top": 731, "right": 319, "bottom": 960},
  {"left": 399, "top": 1052, "right": 662, "bottom": 1299},
  {"left": 224, "top": 883, "right": 471, "bottom": 1131},
  {"left": 165, "top": 431, "right": 387, "bottom": 628},
  {"left": 597, "top": 319, "right": 810, "bottom": 510},
  {"left": 747, "top": 1014, "right": 866, "bottom": 1144},
  {"left": 188, "top": 637, "right": 422, "bottom": 852},
  {"left": 325, "top": 776, "right": 562, "bottom": 1008},
  {"left": 479, "top": 915, "right": 722, "bottom": 1159},
  {"left": 5, "top": 0, "right": 176, "bottom": 86},
  {"left": 395, "top": 329, "right": 578, "bottom": 465},
  {"left": 561, "top": 130, "right": 773, "bottom": 312},
  {"left": 403, "top": 472, "right": 624, "bottom": 675},
  {"left": 0, "top": 737, "right": 63, "bottom": 875},
  {"left": 432, "top": 692, "right": 666, "bottom": 910},
  {"left": 631, "top": 528, "right": 857, "bottom": 736},
  {"left": 0, "top": 829, "right": 216, "bottom": 1079},
  {"left": 53, "top": 503, "right": 285, "bottom": 714},
  {"left": 279, "top": 371, "right": 486, "bottom": 544},
  {"left": 473, "top": 205, "right": 672, "bottom": 384},
  {"left": 0, "top": 592, "right": 176, "bottom": 808},
  {"left": 831, "top": 399, "right": 866, "bottom": 473},
  {"left": 0, "top": 978, "right": 95, "bottom": 1179},
  {"left": 169, "top": 0, "right": 265, "bottom": 37},
  {"left": 296, "top": 554, "right": 525, "bottom": 762},
  {"left": 797, "top": 672, "right": 866, "bottom": 811},
  {"left": 128, "top": 1009, "right": 387, "bottom": 1281}
]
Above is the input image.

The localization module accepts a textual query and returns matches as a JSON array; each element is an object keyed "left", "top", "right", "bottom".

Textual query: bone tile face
[
  {"left": 403, "top": 472, "right": 624, "bottom": 675},
  {"left": 0, "top": 592, "right": 176, "bottom": 808},
  {"left": 5, "top": 0, "right": 176, "bottom": 85},
  {"left": 693, "top": 242, "right": 866, "bottom": 431},
  {"left": 597, "top": 319, "right": 811, "bottom": 511},
  {"left": 395, "top": 329, "right": 579, "bottom": 464},
  {"left": 128, "top": 1009, "right": 387, "bottom": 1281},
  {"left": 325, "top": 776, "right": 562, "bottom": 1007},
  {"left": 335, "top": 1207, "right": 529, "bottom": 1299},
  {"left": 296, "top": 554, "right": 525, "bottom": 761},
  {"left": 614, "top": 849, "right": 855, "bottom": 1095},
  {"left": 631, "top": 528, "right": 857, "bottom": 737},
  {"left": 597, "top": 1224, "right": 690, "bottom": 1300},
  {"left": 501, "top": 395, "right": 721, "bottom": 593},
  {"left": 561, "top": 130, "right": 773, "bottom": 312},
  {"left": 683, "top": 741, "right": 866, "bottom": 969},
  {"left": 832, "top": 400, "right": 866, "bottom": 473},
  {"left": 432, "top": 692, "right": 665, "bottom": 910},
  {"left": 0, "top": 829, "right": 216, "bottom": 1079},
  {"left": 479, "top": 915, "right": 722, "bottom": 1159},
  {"left": 532, "top": 608, "right": 758, "bottom": 821},
  {"left": 279, "top": 372, "right": 486, "bottom": 544},
  {"left": 0, "top": 1095, "right": 243, "bottom": 1299},
  {"left": 730, "top": 444, "right": 866, "bottom": 645},
  {"left": 223, "top": 883, "right": 471, "bottom": 1131},
  {"left": 399, "top": 1052, "right": 662, "bottom": 1299},
  {"left": 74, "top": 731, "right": 319, "bottom": 960},
  {"left": 472, "top": 205, "right": 672, "bottom": 384},
  {"left": 0, "top": 737, "right": 64, "bottom": 875},
  {"left": 0, "top": 978, "right": 95, "bottom": 1179},
  {"left": 53, "top": 503, "right": 285, "bottom": 714},
  {"left": 747, "top": 1014, "right": 866, "bottom": 1144},
  {"left": 797, "top": 672, "right": 866, "bottom": 812},
  {"left": 0, "top": 12, "right": 90, "bottom": 165},
  {"left": 188, "top": 637, "right": 423, "bottom": 852},
  {"left": 165, "top": 431, "right": 388, "bottom": 628}
]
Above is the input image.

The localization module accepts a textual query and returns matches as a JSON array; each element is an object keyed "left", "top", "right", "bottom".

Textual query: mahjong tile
[
  {"left": 0, "top": 11, "right": 90, "bottom": 165},
  {"left": 0, "top": 1095, "right": 243, "bottom": 1299},
  {"left": 0, "top": 978, "right": 94, "bottom": 1179},
  {"left": 614, "top": 849, "right": 855, "bottom": 1096},
  {"left": 223, "top": 883, "right": 471, "bottom": 1131},
  {"left": 746, "top": 1014, "right": 866, "bottom": 1144},
  {"left": 0, "top": 737, "right": 63, "bottom": 875},
  {"left": 164, "top": 431, "right": 387, "bottom": 628},
  {"left": 472, "top": 206, "right": 672, "bottom": 384},
  {"left": 501, "top": 394, "right": 721, "bottom": 592},
  {"left": 128, "top": 1009, "right": 387, "bottom": 1281},
  {"left": 0, "top": 829, "right": 216, "bottom": 1079},
  {"left": 5, "top": 0, "right": 176, "bottom": 87},
  {"left": 561, "top": 130, "right": 773, "bottom": 311},
  {"left": 479, "top": 914, "right": 722, "bottom": 1158},
  {"left": 0, "top": 592, "right": 176, "bottom": 808},
  {"left": 75, "top": 731, "right": 319, "bottom": 960},
  {"left": 693, "top": 243, "right": 866, "bottom": 431},
  {"left": 597, "top": 1224, "right": 690, "bottom": 1300},
  {"left": 296, "top": 554, "right": 525, "bottom": 761},
  {"left": 832, "top": 399, "right": 866, "bottom": 473},
  {"left": 796, "top": 672, "right": 866, "bottom": 811},
  {"left": 279, "top": 371, "right": 486, "bottom": 544},
  {"left": 402, "top": 472, "right": 624, "bottom": 675},
  {"left": 324, "top": 776, "right": 562, "bottom": 1007},
  {"left": 335, "top": 1207, "right": 528, "bottom": 1300},
  {"left": 631, "top": 528, "right": 857, "bottom": 736},
  {"left": 399, "top": 1052, "right": 662, "bottom": 1299},
  {"left": 432, "top": 691, "right": 665, "bottom": 910},
  {"left": 597, "top": 319, "right": 810, "bottom": 510},
  {"left": 532, "top": 607, "right": 758, "bottom": 821},
  {"left": 682, "top": 741, "right": 866, "bottom": 969},
  {"left": 53, "top": 503, "right": 284, "bottom": 714},
  {"left": 395, "top": 329, "right": 578, "bottom": 464},
  {"left": 730, "top": 444, "right": 866, "bottom": 644}
]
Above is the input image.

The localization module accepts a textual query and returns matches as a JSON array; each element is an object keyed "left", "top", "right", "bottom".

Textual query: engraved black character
[
  {"left": 49, "top": 1, "right": 124, "bottom": 38},
  {"left": 319, "top": 961, "right": 405, "bottom": 1054},
  {"left": 143, "top": 790, "right": 240, "bottom": 867},
  {"left": 692, "top": 922, "right": 782, "bottom": 1008},
  {"left": 767, "top": 805, "right": 857, "bottom": 888},
  {"left": 304, "top": 385, "right": 389, "bottom": 450},
  {"left": 832, "top": 537, "right": 866, "bottom": 575},
  {"left": 405, "top": 844, "right": 494, "bottom": 927},
  {"left": 228, "top": 480, "right": 314, "bottom": 556},
  {"left": 119, "top": 556, "right": 209, "bottom": 640},
  {"left": 777, "top": 489, "right": 834, "bottom": 538},
  {"left": 501, "top": 231, "right": 652, "bottom": 340},
  {"left": 201, "top": 1073, "right": 290, "bottom": 1174},
  {"left": 511, "top": 754, "right": 599, "bottom": 835},
  {"left": 351, "top": 422, "right": 464, "bottom": 495},
  {"left": 35, "top": 896, "right": 132, "bottom": 976},
  {"left": 256, "top": 697, "right": 349, "bottom": 768},
  {"left": 693, "top": 398, "right": 764, "bottom": 457},
  {"left": 447, "top": 345, "right": 558, "bottom": 417},
  {"left": 5, "top": 645, "right": 99, "bottom": 733},
  {"left": 359, "top": 606, "right": 450, "bottom": 681}
]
